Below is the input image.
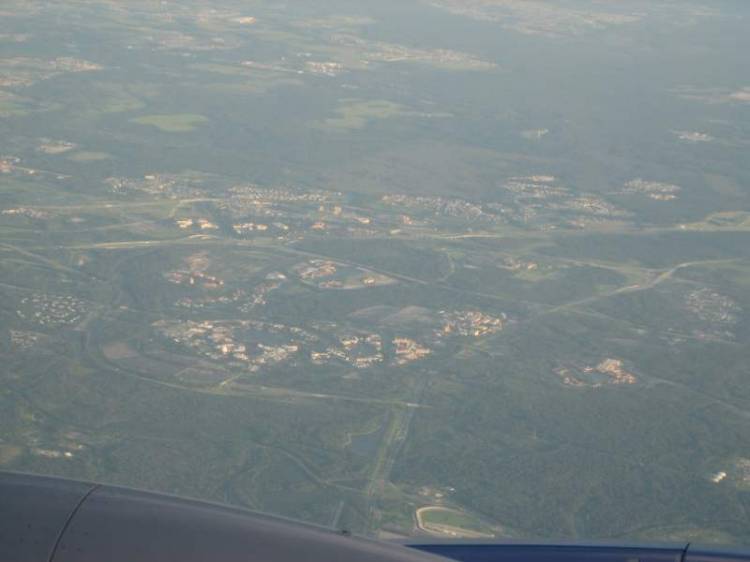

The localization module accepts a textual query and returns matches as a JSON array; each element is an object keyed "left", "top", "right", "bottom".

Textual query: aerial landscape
[{"left": 1, "top": 0, "right": 750, "bottom": 544}]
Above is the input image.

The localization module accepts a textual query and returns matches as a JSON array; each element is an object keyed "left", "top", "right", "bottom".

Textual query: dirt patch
[
  {"left": 102, "top": 341, "right": 139, "bottom": 360},
  {"left": 0, "top": 445, "right": 22, "bottom": 465}
]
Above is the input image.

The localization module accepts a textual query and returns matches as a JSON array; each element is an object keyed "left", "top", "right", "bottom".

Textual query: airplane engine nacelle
[{"left": 0, "top": 471, "right": 447, "bottom": 562}]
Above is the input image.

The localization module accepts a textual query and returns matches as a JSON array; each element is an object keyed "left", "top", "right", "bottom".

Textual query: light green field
[
  {"left": 90, "top": 83, "right": 155, "bottom": 113},
  {"left": 68, "top": 151, "right": 112, "bottom": 162},
  {"left": 189, "top": 63, "right": 249, "bottom": 76},
  {"left": 0, "top": 98, "right": 29, "bottom": 117},
  {"left": 682, "top": 211, "right": 750, "bottom": 232},
  {"left": 131, "top": 113, "right": 209, "bottom": 132},
  {"left": 423, "top": 508, "right": 474, "bottom": 527},
  {"left": 316, "top": 100, "right": 406, "bottom": 131},
  {"left": 100, "top": 95, "right": 145, "bottom": 114},
  {"left": 416, "top": 506, "right": 495, "bottom": 537}
]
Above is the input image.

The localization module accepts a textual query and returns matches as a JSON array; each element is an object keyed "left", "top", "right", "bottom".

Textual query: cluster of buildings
[
  {"left": 393, "top": 337, "right": 432, "bottom": 365},
  {"left": 239, "top": 31, "right": 494, "bottom": 80},
  {"left": 238, "top": 272, "right": 287, "bottom": 312},
  {"left": 165, "top": 269, "right": 224, "bottom": 289},
  {"left": 305, "top": 61, "right": 345, "bottom": 76},
  {"left": 501, "top": 257, "right": 538, "bottom": 272},
  {"left": 295, "top": 259, "right": 338, "bottom": 280},
  {"left": 557, "top": 358, "right": 637, "bottom": 388},
  {"left": 49, "top": 57, "right": 101, "bottom": 73},
  {"left": 174, "top": 290, "right": 243, "bottom": 311},
  {"left": 153, "top": 30, "right": 241, "bottom": 51},
  {"left": 552, "top": 196, "right": 623, "bottom": 217},
  {"left": 229, "top": 184, "right": 338, "bottom": 204},
  {"left": 9, "top": 329, "right": 43, "bottom": 351},
  {"left": 309, "top": 334, "right": 433, "bottom": 368},
  {"left": 175, "top": 218, "right": 219, "bottom": 230},
  {"left": 316, "top": 204, "right": 372, "bottom": 226},
  {"left": 710, "top": 459, "right": 750, "bottom": 486},
  {"left": 233, "top": 222, "right": 273, "bottom": 234},
  {"left": 99, "top": 168, "right": 640, "bottom": 248},
  {"left": 98, "top": 166, "right": 648, "bottom": 240},
  {"left": 158, "top": 274, "right": 511, "bottom": 373},
  {"left": 191, "top": 8, "right": 257, "bottom": 27},
  {"left": 0, "top": 156, "right": 21, "bottom": 174},
  {"left": 0, "top": 56, "right": 100, "bottom": 88},
  {"left": 330, "top": 33, "right": 496, "bottom": 71},
  {"left": 623, "top": 179, "right": 681, "bottom": 201},
  {"left": 17, "top": 294, "right": 87, "bottom": 328},
  {"left": 106, "top": 174, "right": 206, "bottom": 198},
  {"left": 438, "top": 310, "right": 504, "bottom": 338},
  {"left": 317, "top": 274, "right": 383, "bottom": 289},
  {"left": 171, "top": 268, "right": 287, "bottom": 314},
  {"left": 1, "top": 207, "right": 49, "bottom": 220},
  {"left": 0, "top": 156, "right": 63, "bottom": 180},
  {"left": 293, "top": 259, "right": 394, "bottom": 290},
  {"left": 381, "top": 193, "right": 496, "bottom": 222},
  {"left": 675, "top": 131, "right": 713, "bottom": 143},
  {"left": 33, "top": 448, "right": 75, "bottom": 460},
  {"left": 591, "top": 359, "right": 637, "bottom": 385},
  {"left": 220, "top": 187, "right": 348, "bottom": 239},
  {"left": 503, "top": 176, "right": 566, "bottom": 199},
  {"left": 521, "top": 128, "right": 549, "bottom": 140},
  {"left": 503, "top": 176, "right": 626, "bottom": 226},
  {"left": 165, "top": 254, "right": 224, "bottom": 290},
  {"left": 154, "top": 319, "right": 313, "bottom": 371},
  {"left": 37, "top": 138, "right": 76, "bottom": 154},
  {"left": 503, "top": 175, "right": 623, "bottom": 220},
  {"left": 686, "top": 288, "right": 740, "bottom": 326},
  {"left": 310, "top": 333, "right": 384, "bottom": 369},
  {"left": 735, "top": 458, "right": 750, "bottom": 486},
  {"left": 685, "top": 288, "right": 740, "bottom": 341}
]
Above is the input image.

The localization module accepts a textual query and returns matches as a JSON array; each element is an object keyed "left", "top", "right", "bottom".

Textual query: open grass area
[
  {"left": 315, "top": 100, "right": 406, "bottom": 131},
  {"left": 0, "top": 99, "right": 29, "bottom": 117},
  {"left": 416, "top": 506, "right": 495, "bottom": 538},
  {"left": 68, "top": 151, "right": 112, "bottom": 162},
  {"left": 683, "top": 212, "right": 750, "bottom": 232},
  {"left": 131, "top": 113, "right": 209, "bottom": 132}
]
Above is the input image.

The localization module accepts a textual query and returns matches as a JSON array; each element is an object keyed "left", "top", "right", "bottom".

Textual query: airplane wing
[
  {"left": 2, "top": 471, "right": 749, "bottom": 562},
  {"left": 0, "top": 471, "right": 446, "bottom": 562}
]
